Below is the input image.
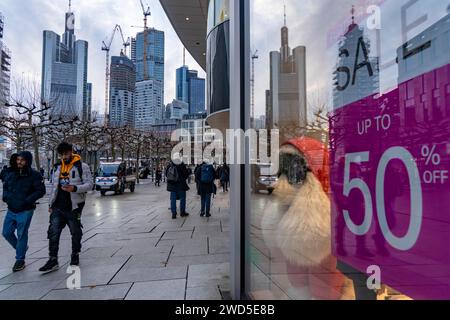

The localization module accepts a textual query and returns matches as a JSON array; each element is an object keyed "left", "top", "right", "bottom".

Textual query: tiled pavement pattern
[{"left": 0, "top": 181, "right": 230, "bottom": 300}]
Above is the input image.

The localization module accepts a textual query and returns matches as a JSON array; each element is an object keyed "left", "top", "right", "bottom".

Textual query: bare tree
[{"left": 1, "top": 78, "right": 76, "bottom": 169}]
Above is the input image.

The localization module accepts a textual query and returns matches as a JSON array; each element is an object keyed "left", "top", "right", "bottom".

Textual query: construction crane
[
  {"left": 251, "top": 50, "right": 259, "bottom": 128},
  {"left": 101, "top": 24, "right": 131, "bottom": 126},
  {"left": 139, "top": 0, "right": 151, "bottom": 81}
]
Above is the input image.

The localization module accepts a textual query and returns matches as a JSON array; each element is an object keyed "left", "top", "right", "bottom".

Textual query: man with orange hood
[{"left": 39, "top": 142, "right": 93, "bottom": 273}]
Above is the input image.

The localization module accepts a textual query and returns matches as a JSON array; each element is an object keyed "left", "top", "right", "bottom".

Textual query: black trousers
[{"left": 48, "top": 205, "right": 84, "bottom": 258}]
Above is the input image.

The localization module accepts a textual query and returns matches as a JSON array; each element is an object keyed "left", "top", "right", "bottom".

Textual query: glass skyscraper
[
  {"left": 176, "top": 66, "right": 206, "bottom": 114},
  {"left": 132, "top": 29, "right": 165, "bottom": 85},
  {"left": 41, "top": 5, "right": 91, "bottom": 121},
  {"left": 131, "top": 28, "right": 165, "bottom": 128},
  {"left": 109, "top": 55, "right": 136, "bottom": 128},
  {"left": 0, "top": 12, "right": 10, "bottom": 165}
]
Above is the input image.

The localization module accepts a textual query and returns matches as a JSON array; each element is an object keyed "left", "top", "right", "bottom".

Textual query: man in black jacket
[
  {"left": 2, "top": 151, "right": 46, "bottom": 272},
  {"left": 166, "top": 160, "right": 190, "bottom": 219}
]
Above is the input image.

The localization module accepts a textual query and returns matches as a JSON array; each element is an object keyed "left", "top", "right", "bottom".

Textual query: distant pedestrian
[
  {"left": 194, "top": 163, "right": 201, "bottom": 193},
  {"left": 155, "top": 168, "right": 162, "bottom": 187},
  {"left": 2, "top": 151, "right": 46, "bottom": 272},
  {"left": 195, "top": 161, "right": 216, "bottom": 217},
  {"left": 40, "top": 167, "right": 45, "bottom": 178},
  {"left": 39, "top": 142, "right": 93, "bottom": 273},
  {"left": 166, "top": 159, "right": 190, "bottom": 219},
  {"left": 220, "top": 163, "right": 230, "bottom": 192},
  {"left": 0, "top": 153, "right": 18, "bottom": 182}
]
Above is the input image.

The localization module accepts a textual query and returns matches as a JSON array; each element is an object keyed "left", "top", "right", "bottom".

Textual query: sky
[
  {"left": 251, "top": 0, "right": 449, "bottom": 117},
  {"left": 1, "top": 0, "right": 447, "bottom": 119},
  {"left": 0, "top": 0, "right": 205, "bottom": 114}
]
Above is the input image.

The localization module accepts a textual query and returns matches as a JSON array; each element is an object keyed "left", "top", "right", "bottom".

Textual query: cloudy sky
[
  {"left": 251, "top": 0, "right": 448, "bottom": 116},
  {"left": 0, "top": 0, "right": 205, "bottom": 114},
  {"left": 1, "top": 0, "right": 447, "bottom": 118}
]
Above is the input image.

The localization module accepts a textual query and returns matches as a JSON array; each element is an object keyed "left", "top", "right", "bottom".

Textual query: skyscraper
[
  {"left": 266, "top": 14, "right": 307, "bottom": 144},
  {"left": 132, "top": 29, "right": 165, "bottom": 85},
  {"left": 0, "top": 12, "right": 11, "bottom": 164},
  {"left": 176, "top": 66, "right": 205, "bottom": 114},
  {"left": 109, "top": 55, "right": 136, "bottom": 128},
  {"left": 332, "top": 15, "right": 379, "bottom": 110},
  {"left": 166, "top": 99, "right": 189, "bottom": 120},
  {"left": 86, "top": 83, "right": 92, "bottom": 121},
  {"left": 41, "top": 3, "right": 91, "bottom": 121},
  {"left": 131, "top": 27, "right": 165, "bottom": 128},
  {"left": 0, "top": 12, "right": 10, "bottom": 109},
  {"left": 134, "top": 80, "right": 163, "bottom": 130}
]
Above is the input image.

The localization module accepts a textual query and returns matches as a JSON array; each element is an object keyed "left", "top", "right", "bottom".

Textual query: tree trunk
[
  {"left": 136, "top": 144, "right": 141, "bottom": 184},
  {"left": 32, "top": 128, "right": 41, "bottom": 170}
]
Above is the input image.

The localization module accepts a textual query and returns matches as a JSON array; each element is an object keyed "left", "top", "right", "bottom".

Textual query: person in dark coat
[
  {"left": 0, "top": 153, "right": 18, "bottom": 182},
  {"left": 220, "top": 163, "right": 230, "bottom": 192},
  {"left": 2, "top": 151, "right": 46, "bottom": 272},
  {"left": 155, "top": 168, "right": 162, "bottom": 187},
  {"left": 195, "top": 161, "right": 216, "bottom": 217},
  {"left": 166, "top": 160, "right": 190, "bottom": 219}
]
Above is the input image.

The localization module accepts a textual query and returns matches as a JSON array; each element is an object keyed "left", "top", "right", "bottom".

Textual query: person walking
[
  {"left": 166, "top": 160, "right": 190, "bottom": 219},
  {"left": 0, "top": 153, "right": 18, "bottom": 182},
  {"left": 39, "top": 142, "right": 93, "bottom": 273},
  {"left": 2, "top": 151, "right": 46, "bottom": 272},
  {"left": 220, "top": 163, "right": 230, "bottom": 192},
  {"left": 195, "top": 161, "right": 216, "bottom": 217},
  {"left": 155, "top": 168, "right": 162, "bottom": 187}
]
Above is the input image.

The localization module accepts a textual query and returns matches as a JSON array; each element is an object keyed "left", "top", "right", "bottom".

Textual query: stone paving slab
[
  {"left": 186, "top": 286, "right": 223, "bottom": 300},
  {"left": 0, "top": 284, "right": 12, "bottom": 293},
  {"left": 125, "top": 279, "right": 186, "bottom": 300},
  {"left": 0, "top": 280, "right": 63, "bottom": 300},
  {"left": 187, "top": 263, "right": 230, "bottom": 288},
  {"left": 0, "top": 182, "right": 230, "bottom": 300},
  {"left": 0, "top": 259, "right": 69, "bottom": 285},
  {"left": 110, "top": 265, "right": 187, "bottom": 284},
  {"left": 166, "top": 254, "right": 229, "bottom": 267},
  {"left": 53, "top": 256, "right": 131, "bottom": 289},
  {"left": 42, "top": 283, "right": 133, "bottom": 300}
]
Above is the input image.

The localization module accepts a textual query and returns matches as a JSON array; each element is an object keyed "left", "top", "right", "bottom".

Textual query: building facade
[
  {"left": 166, "top": 99, "right": 189, "bottom": 120},
  {"left": 0, "top": 12, "right": 11, "bottom": 165},
  {"left": 132, "top": 29, "right": 165, "bottom": 86},
  {"left": 266, "top": 19, "right": 307, "bottom": 144},
  {"left": 176, "top": 66, "right": 206, "bottom": 114},
  {"left": 41, "top": 5, "right": 91, "bottom": 121},
  {"left": 109, "top": 55, "right": 136, "bottom": 128},
  {"left": 134, "top": 79, "right": 163, "bottom": 130}
]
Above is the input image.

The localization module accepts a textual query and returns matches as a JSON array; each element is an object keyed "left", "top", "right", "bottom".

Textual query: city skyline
[{"left": 0, "top": 0, "right": 205, "bottom": 116}]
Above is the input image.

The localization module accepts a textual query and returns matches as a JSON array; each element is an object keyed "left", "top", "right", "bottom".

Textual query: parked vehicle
[
  {"left": 252, "top": 163, "right": 278, "bottom": 194},
  {"left": 95, "top": 162, "right": 136, "bottom": 196}
]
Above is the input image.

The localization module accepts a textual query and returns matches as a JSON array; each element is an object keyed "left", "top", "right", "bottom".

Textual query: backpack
[
  {"left": 200, "top": 165, "right": 215, "bottom": 184},
  {"left": 55, "top": 161, "right": 83, "bottom": 183},
  {"left": 166, "top": 164, "right": 179, "bottom": 183}
]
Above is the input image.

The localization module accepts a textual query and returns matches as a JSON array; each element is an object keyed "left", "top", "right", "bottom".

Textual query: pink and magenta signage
[{"left": 330, "top": 61, "right": 450, "bottom": 299}]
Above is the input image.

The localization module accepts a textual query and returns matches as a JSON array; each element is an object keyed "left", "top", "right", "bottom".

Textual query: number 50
[{"left": 343, "top": 148, "right": 423, "bottom": 251}]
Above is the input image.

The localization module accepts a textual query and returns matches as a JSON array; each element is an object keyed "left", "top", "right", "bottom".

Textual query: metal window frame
[{"left": 229, "top": 0, "right": 250, "bottom": 300}]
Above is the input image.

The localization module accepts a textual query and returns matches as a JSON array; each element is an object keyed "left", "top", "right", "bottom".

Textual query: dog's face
[{"left": 272, "top": 145, "right": 309, "bottom": 202}]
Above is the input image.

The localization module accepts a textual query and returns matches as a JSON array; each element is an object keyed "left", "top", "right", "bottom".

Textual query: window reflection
[{"left": 248, "top": 0, "right": 450, "bottom": 300}]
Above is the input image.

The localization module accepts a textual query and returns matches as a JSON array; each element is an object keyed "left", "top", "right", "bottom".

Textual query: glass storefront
[
  {"left": 245, "top": 0, "right": 450, "bottom": 300},
  {"left": 207, "top": 0, "right": 230, "bottom": 116}
]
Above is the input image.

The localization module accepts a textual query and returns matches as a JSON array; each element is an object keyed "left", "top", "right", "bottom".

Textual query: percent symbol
[{"left": 421, "top": 145, "right": 441, "bottom": 166}]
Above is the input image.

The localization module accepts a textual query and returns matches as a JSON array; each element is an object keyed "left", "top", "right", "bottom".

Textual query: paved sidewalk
[{"left": 0, "top": 181, "right": 230, "bottom": 300}]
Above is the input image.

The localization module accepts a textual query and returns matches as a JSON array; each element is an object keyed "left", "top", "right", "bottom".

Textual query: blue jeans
[
  {"left": 2, "top": 210, "right": 34, "bottom": 261},
  {"left": 170, "top": 191, "right": 186, "bottom": 215},
  {"left": 200, "top": 193, "right": 212, "bottom": 214}
]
